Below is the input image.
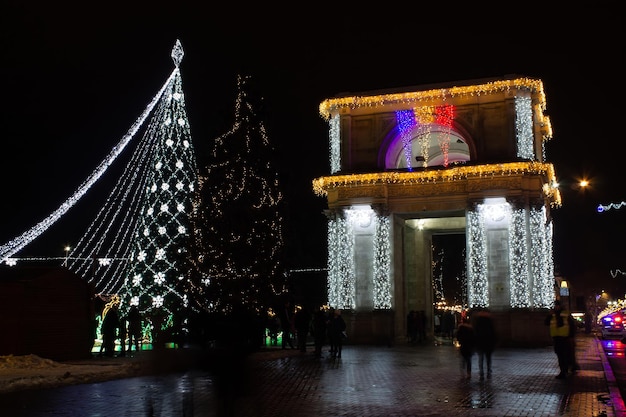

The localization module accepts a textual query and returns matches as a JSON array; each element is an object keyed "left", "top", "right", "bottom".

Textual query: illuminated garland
[
  {"left": 329, "top": 115, "right": 341, "bottom": 174},
  {"left": 434, "top": 105, "right": 454, "bottom": 167},
  {"left": 327, "top": 217, "right": 341, "bottom": 307},
  {"left": 313, "top": 162, "right": 561, "bottom": 207},
  {"left": 373, "top": 214, "right": 391, "bottom": 309},
  {"left": 326, "top": 199, "right": 555, "bottom": 311},
  {"left": 433, "top": 246, "right": 445, "bottom": 303},
  {"left": 530, "top": 207, "right": 554, "bottom": 308},
  {"left": 193, "top": 74, "right": 287, "bottom": 313},
  {"left": 467, "top": 209, "right": 488, "bottom": 307},
  {"left": 465, "top": 203, "right": 554, "bottom": 309},
  {"left": 395, "top": 110, "right": 417, "bottom": 170},
  {"left": 597, "top": 201, "right": 626, "bottom": 212},
  {"left": 319, "top": 78, "right": 550, "bottom": 140},
  {"left": 0, "top": 55, "right": 177, "bottom": 264},
  {"left": 509, "top": 207, "right": 530, "bottom": 307},
  {"left": 515, "top": 96, "right": 535, "bottom": 160},
  {"left": 611, "top": 270, "right": 626, "bottom": 278},
  {"left": 119, "top": 39, "right": 198, "bottom": 320},
  {"left": 327, "top": 215, "right": 355, "bottom": 309}
]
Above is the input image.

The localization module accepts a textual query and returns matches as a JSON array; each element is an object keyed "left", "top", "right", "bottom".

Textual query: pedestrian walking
[
  {"left": 545, "top": 299, "right": 576, "bottom": 379},
  {"left": 473, "top": 308, "right": 497, "bottom": 380},
  {"left": 456, "top": 315, "right": 475, "bottom": 378},
  {"left": 328, "top": 308, "right": 347, "bottom": 358}
]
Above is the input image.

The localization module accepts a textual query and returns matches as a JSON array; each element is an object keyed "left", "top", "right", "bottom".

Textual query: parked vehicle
[{"left": 600, "top": 312, "right": 626, "bottom": 339}]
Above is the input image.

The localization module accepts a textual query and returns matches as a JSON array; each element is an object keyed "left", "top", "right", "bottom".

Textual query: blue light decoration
[
  {"left": 597, "top": 201, "right": 626, "bottom": 213},
  {"left": 395, "top": 110, "right": 417, "bottom": 171}
]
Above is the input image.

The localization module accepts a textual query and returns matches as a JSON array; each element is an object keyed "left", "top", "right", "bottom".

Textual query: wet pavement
[{"left": 1, "top": 332, "right": 624, "bottom": 417}]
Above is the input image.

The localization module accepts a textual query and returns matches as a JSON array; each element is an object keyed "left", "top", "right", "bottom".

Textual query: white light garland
[
  {"left": 509, "top": 207, "right": 530, "bottom": 308},
  {"left": 373, "top": 214, "right": 392, "bottom": 309},
  {"left": 515, "top": 96, "right": 535, "bottom": 160},
  {"left": 467, "top": 208, "right": 488, "bottom": 307},
  {"left": 329, "top": 115, "right": 341, "bottom": 174},
  {"left": 0, "top": 64, "right": 177, "bottom": 264},
  {"left": 529, "top": 207, "right": 554, "bottom": 308},
  {"left": 327, "top": 214, "right": 355, "bottom": 309}
]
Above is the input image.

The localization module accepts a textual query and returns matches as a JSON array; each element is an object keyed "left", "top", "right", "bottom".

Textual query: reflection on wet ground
[{"left": 0, "top": 333, "right": 619, "bottom": 417}]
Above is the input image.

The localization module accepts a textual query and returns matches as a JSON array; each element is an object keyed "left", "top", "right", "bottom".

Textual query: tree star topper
[{"left": 171, "top": 39, "right": 184, "bottom": 67}]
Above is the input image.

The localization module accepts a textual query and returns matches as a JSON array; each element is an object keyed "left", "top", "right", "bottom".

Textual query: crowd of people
[
  {"left": 98, "top": 302, "right": 145, "bottom": 358},
  {"left": 431, "top": 301, "right": 579, "bottom": 381},
  {"left": 264, "top": 302, "right": 346, "bottom": 359},
  {"left": 453, "top": 308, "right": 498, "bottom": 380},
  {"left": 93, "top": 295, "right": 580, "bottom": 383}
]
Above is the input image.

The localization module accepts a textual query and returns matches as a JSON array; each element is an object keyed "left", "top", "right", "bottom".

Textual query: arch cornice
[{"left": 313, "top": 162, "right": 561, "bottom": 212}]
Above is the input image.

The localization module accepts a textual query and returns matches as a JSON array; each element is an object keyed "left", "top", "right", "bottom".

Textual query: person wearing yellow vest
[{"left": 544, "top": 300, "right": 576, "bottom": 379}]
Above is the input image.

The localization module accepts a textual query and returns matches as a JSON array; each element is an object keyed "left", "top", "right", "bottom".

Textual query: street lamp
[
  {"left": 560, "top": 280, "right": 570, "bottom": 310},
  {"left": 64, "top": 245, "right": 71, "bottom": 267}
]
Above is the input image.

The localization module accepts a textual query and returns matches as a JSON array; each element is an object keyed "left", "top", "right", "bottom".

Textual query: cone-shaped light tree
[
  {"left": 119, "top": 40, "right": 199, "bottom": 332},
  {"left": 192, "top": 75, "right": 287, "bottom": 315}
]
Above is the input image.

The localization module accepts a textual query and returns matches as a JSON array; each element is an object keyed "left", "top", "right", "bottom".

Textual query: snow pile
[
  {"left": 0, "top": 354, "right": 61, "bottom": 370},
  {"left": 0, "top": 354, "right": 139, "bottom": 393}
]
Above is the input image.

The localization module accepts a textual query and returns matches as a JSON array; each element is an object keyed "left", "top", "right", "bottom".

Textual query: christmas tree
[
  {"left": 119, "top": 40, "right": 198, "bottom": 331},
  {"left": 192, "top": 74, "right": 287, "bottom": 315}
]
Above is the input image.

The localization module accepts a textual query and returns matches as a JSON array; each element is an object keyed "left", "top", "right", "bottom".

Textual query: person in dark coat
[
  {"left": 456, "top": 316, "right": 475, "bottom": 378},
  {"left": 294, "top": 305, "right": 311, "bottom": 353},
  {"left": 473, "top": 309, "right": 497, "bottom": 380},
  {"left": 328, "top": 308, "right": 347, "bottom": 358},
  {"left": 544, "top": 299, "right": 576, "bottom": 379},
  {"left": 101, "top": 304, "right": 120, "bottom": 357},
  {"left": 126, "top": 305, "right": 142, "bottom": 354},
  {"left": 312, "top": 307, "right": 328, "bottom": 358}
]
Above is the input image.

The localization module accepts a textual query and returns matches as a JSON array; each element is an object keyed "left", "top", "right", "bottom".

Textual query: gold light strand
[
  {"left": 313, "top": 162, "right": 561, "bottom": 207},
  {"left": 319, "top": 77, "right": 547, "bottom": 123}
]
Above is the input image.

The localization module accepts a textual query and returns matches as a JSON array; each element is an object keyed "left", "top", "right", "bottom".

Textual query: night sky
[{"left": 1, "top": 4, "right": 624, "bottom": 297}]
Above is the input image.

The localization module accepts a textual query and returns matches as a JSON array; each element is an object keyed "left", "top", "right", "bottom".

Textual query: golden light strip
[
  {"left": 319, "top": 77, "right": 547, "bottom": 120},
  {"left": 312, "top": 162, "right": 561, "bottom": 207}
]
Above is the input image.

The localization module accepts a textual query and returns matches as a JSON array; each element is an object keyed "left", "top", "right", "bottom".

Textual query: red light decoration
[{"left": 435, "top": 104, "right": 454, "bottom": 127}]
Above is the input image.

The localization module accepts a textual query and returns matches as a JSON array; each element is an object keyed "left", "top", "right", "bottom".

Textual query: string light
[
  {"left": 313, "top": 162, "right": 561, "bottom": 208},
  {"left": 515, "top": 96, "right": 535, "bottom": 160},
  {"left": 318, "top": 77, "right": 559, "bottom": 312},
  {"left": 319, "top": 78, "right": 551, "bottom": 147},
  {"left": 395, "top": 110, "right": 416, "bottom": 171},
  {"left": 610, "top": 270, "right": 626, "bottom": 278},
  {"left": 329, "top": 115, "right": 341, "bottom": 174},
  {"left": 0, "top": 60, "right": 176, "bottom": 265},
  {"left": 118, "top": 39, "right": 198, "bottom": 321},
  {"left": 193, "top": 74, "right": 287, "bottom": 313},
  {"left": 373, "top": 213, "right": 391, "bottom": 309},
  {"left": 597, "top": 201, "right": 626, "bottom": 212},
  {"left": 2, "top": 41, "right": 200, "bottom": 340}
]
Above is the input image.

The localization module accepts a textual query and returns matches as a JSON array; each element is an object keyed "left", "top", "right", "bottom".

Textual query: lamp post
[
  {"left": 560, "top": 280, "right": 570, "bottom": 310},
  {"left": 64, "top": 245, "right": 71, "bottom": 267}
]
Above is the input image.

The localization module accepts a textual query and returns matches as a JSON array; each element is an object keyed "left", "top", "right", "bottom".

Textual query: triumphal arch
[{"left": 313, "top": 75, "right": 561, "bottom": 346}]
